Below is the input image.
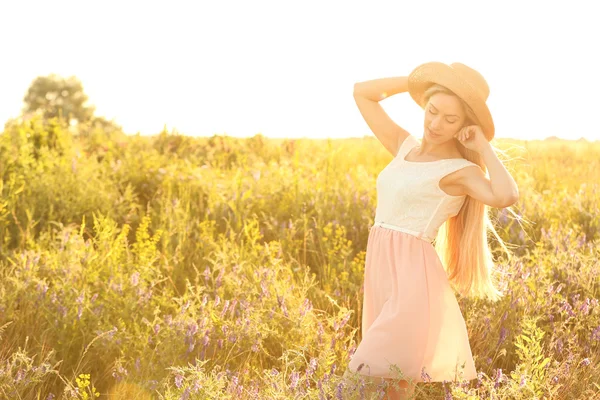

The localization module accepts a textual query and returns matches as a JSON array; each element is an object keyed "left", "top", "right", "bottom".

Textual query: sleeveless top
[{"left": 373, "top": 134, "right": 479, "bottom": 243}]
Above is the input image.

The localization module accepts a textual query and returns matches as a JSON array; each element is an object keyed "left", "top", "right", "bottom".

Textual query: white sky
[{"left": 1, "top": 1, "right": 598, "bottom": 141}]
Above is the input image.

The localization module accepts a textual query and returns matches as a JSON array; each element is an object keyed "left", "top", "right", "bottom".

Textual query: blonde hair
[{"left": 423, "top": 83, "right": 512, "bottom": 302}]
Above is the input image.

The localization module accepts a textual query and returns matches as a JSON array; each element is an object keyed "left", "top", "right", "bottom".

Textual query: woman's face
[{"left": 423, "top": 93, "right": 466, "bottom": 143}]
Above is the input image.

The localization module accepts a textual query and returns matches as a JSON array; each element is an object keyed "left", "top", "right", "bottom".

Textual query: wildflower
[
  {"left": 216, "top": 270, "right": 223, "bottom": 288},
  {"left": 220, "top": 300, "right": 230, "bottom": 318},
  {"left": 335, "top": 382, "right": 344, "bottom": 399},
  {"left": 580, "top": 358, "right": 591, "bottom": 367},
  {"left": 203, "top": 266, "right": 211, "bottom": 283},
  {"left": 229, "top": 298, "right": 238, "bottom": 317},
  {"left": 348, "top": 344, "right": 356, "bottom": 358},
  {"left": 306, "top": 358, "right": 318, "bottom": 378},
  {"left": 337, "top": 313, "right": 351, "bottom": 331},
  {"left": 299, "top": 298, "right": 312, "bottom": 317},
  {"left": 498, "top": 327, "right": 508, "bottom": 345},
  {"left": 494, "top": 368, "right": 503, "bottom": 389},
  {"left": 174, "top": 373, "right": 184, "bottom": 389},
  {"left": 15, "top": 368, "right": 25, "bottom": 382},
  {"left": 444, "top": 381, "right": 453, "bottom": 399},
  {"left": 579, "top": 298, "right": 591, "bottom": 315},
  {"left": 557, "top": 338, "right": 564, "bottom": 353},
  {"left": 130, "top": 272, "right": 140, "bottom": 287},
  {"left": 591, "top": 325, "right": 600, "bottom": 341},
  {"left": 180, "top": 387, "right": 190, "bottom": 400},
  {"left": 290, "top": 371, "right": 300, "bottom": 390},
  {"left": 520, "top": 375, "right": 527, "bottom": 387},
  {"left": 187, "top": 323, "right": 198, "bottom": 337},
  {"left": 421, "top": 366, "right": 432, "bottom": 382},
  {"left": 191, "top": 379, "right": 201, "bottom": 393},
  {"left": 318, "top": 379, "right": 325, "bottom": 400}
]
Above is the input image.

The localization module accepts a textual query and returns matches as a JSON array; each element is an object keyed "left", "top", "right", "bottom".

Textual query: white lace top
[{"left": 373, "top": 134, "right": 479, "bottom": 242}]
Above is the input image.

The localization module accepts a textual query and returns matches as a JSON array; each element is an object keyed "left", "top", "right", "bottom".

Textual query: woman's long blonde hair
[{"left": 423, "top": 84, "right": 511, "bottom": 302}]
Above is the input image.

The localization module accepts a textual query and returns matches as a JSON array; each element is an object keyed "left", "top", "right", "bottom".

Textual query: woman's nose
[{"left": 430, "top": 117, "right": 442, "bottom": 130}]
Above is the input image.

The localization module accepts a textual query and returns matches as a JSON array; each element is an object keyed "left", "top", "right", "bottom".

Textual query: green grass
[{"left": 0, "top": 116, "right": 599, "bottom": 399}]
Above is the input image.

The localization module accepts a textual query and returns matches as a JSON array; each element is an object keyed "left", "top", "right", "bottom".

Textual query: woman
[{"left": 343, "top": 62, "right": 519, "bottom": 399}]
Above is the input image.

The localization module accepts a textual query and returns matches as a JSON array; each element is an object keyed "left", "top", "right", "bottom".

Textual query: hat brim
[{"left": 408, "top": 62, "right": 495, "bottom": 141}]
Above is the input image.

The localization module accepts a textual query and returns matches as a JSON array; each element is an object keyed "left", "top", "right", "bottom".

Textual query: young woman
[{"left": 343, "top": 62, "right": 519, "bottom": 399}]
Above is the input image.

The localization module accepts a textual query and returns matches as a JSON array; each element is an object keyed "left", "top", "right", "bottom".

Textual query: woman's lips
[{"left": 428, "top": 128, "right": 440, "bottom": 138}]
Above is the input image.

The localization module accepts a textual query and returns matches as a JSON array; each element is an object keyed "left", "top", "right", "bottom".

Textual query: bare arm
[
  {"left": 353, "top": 76, "right": 412, "bottom": 157},
  {"left": 457, "top": 144, "right": 520, "bottom": 208}
]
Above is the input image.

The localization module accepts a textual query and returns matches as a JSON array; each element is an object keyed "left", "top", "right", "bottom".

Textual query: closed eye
[{"left": 430, "top": 109, "right": 458, "bottom": 123}]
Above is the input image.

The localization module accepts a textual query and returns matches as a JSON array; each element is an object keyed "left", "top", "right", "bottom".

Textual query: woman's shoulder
[{"left": 395, "top": 134, "right": 420, "bottom": 156}]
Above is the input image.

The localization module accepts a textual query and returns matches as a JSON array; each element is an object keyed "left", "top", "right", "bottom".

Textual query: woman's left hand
[{"left": 454, "top": 125, "right": 489, "bottom": 154}]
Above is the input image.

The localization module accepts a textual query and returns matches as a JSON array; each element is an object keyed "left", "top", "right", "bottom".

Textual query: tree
[{"left": 22, "top": 74, "right": 96, "bottom": 126}]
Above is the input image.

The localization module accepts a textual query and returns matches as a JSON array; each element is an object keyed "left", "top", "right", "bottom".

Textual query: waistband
[{"left": 371, "top": 221, "right": 434, "bottom": 243}]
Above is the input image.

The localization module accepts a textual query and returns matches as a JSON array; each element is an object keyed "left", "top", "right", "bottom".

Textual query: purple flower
[
  {"left": 580, "top": 358, "right": 591, "bottom": 367},
  {"left": 336, "top": 313, "right": 351, "bottom": 332},
  {"left": 131, "top": 272, "right": 140, "bottom": 287},
  {"left": 180, "top": 387, "right": 190, "bottom": 400},
  {"left": 557, "top": 338, "right": 564, "bottom": 353},
  {"left": 175, "top": 373, "right": 184, "bottom": 389},
  {"left": 187, "top": 323, "right": 198, "bottom": 337},
  {"left": 592, "top": 325, "right": 600, "bottom": 341},
  {"left": 229, "top": 298, "right": 238, "bottom": 317},
  {"left": 421, "top": 366, "right": 432, "bottom": 382},
  {"left": 15, "top": 368, "right": 25, "bottom": 382},
  {"left": 290, "top": 371, "right": 300, "bottom": 390},
  {"left": 580, "top": 298, "right": 591, "bottom": 315},
  {"left": 228, "top": 375, "right": 239, "bottom": 393},
  {"left": 216, "top": 270, "right": 223, "bottom": 288},
  {"left": 336, "top": 382, "right": 344, "bottom": 399},
  {"left": 299, "top": 298, "right": 312, "bottom": 317},
  {"left": 220, "top": 300, "right": 230, "bottom": 318},
  {"left": 498, "top": 327, "right": 508, "bottom": 345},
  {"left": 444, "top": 381, "right": 453, "bottom": 399},
  {"left": 306, "top": 358, "right": 318, "bottom": 378},
  {"left": 494, "top": 368, "right": 503, "bottom": 389}
]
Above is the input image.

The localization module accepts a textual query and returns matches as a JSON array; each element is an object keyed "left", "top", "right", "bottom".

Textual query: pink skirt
[{"left": 346, "top": 224, "right": 477, "bottom": 383}]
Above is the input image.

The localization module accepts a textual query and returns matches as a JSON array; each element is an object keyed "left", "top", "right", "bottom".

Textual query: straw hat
[{"left": 407, "top": 61, "right": 495, "bottom": 141}]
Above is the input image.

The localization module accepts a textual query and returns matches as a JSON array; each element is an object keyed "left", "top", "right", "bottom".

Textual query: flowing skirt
[{"left": 346, "top": 224, "right": 477, "bottom": 383}]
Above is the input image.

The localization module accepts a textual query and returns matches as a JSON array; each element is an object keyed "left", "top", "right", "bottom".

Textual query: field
[{"left": 0, "top": 116, "right": 599, "bottom": 399}]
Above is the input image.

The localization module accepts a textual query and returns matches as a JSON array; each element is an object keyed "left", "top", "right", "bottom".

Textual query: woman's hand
[{"left": 454, "top": 125, "right": 490, "bottom": 154}]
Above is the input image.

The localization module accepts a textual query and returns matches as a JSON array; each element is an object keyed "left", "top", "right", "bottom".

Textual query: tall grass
[{"left": 0, "top": 116, "right": 599, "bottom": 399}]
